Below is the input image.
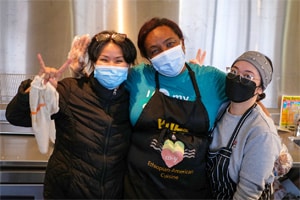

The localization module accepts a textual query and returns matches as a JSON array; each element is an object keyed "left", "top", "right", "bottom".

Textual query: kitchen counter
[
  {"left": 0, "top": 127, "right": 298, "bottom": 167},
  {"left": 0, "top": 133, "right": 52, "bottom": 199},
  {"left": 278, "top": 130, "right": 300, "bottom": 168},
  {"left": 0, "top": 120, "right": 54, "bottom": 183},
  {"left": 0, "top": 125, "right": 298, "bottom": 167},
  {"left": 0, "top": 134, "right": 53, "bottom": 168}
]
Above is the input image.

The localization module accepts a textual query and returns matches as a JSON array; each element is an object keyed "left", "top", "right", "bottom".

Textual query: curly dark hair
[{"left": 137, "top": 17, "right": 184, "bottom": 58}]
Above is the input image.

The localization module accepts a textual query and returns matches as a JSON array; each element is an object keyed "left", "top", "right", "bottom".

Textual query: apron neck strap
[{"left": 227, "top": 103, "right": 257, "bottom": 148}]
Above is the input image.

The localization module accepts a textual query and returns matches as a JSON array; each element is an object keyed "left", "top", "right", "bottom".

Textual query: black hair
[{"left": 87, "top": 30, "right": 137, "bottom": 70}]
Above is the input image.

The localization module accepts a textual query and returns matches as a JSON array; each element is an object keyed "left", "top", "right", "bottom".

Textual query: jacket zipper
[
  {"left": 113, "top": 88, "right": 117, "bottom": 95},
  {"left": 100, "top": 104, "right": 112, "bottom": 199}
]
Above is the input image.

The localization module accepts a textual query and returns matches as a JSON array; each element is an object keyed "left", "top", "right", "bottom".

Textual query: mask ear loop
[
  {"left": 255, "top": 85, "right": 265, "bottom": 101},
  {"left": 255, "top": 73, "right": 265, "bottom": 101},
  {"left": 180, "top": 39, "right": 186, "bottom": 54}
]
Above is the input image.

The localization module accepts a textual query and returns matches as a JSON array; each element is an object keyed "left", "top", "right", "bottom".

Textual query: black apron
[
  {"left": 207, "top": 103, "right": 271, "bottom": 200},
  {"left": 124, "top": 64, "right": 211, "bottom": 199}
]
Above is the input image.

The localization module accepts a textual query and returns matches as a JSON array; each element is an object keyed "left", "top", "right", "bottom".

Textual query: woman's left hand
[
  {"left": 189, "top": 48, "right": 207, "bottom": 66},
  {"left": 68, "top": 34, "right": 91, "bottom": 76}
]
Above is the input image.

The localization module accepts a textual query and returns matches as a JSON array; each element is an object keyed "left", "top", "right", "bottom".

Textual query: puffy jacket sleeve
[{"left": 5, "top": 79, "right": 32, "bottom": 127}]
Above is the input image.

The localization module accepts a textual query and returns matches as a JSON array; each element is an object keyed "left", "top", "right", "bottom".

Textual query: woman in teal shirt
[{"left": 124, "top": 17, "right": 227, "bottom": 199}]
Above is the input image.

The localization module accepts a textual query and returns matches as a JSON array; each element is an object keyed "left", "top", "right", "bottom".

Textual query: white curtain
[
  {"left": 72, "top": 0, "right": 298, "bottom": 109},
  {"left": 2, "top": 0, "right": 298, "bottom": 109},
  {"left": 180, "top": 0, "right": 288, "bottom": 108}
]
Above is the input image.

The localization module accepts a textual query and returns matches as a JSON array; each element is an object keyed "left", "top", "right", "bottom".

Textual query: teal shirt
[{"left": 125, "top": 63, "right": 227, "bottom": 129}]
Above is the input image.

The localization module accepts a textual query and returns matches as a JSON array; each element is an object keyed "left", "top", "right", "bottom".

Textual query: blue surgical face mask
[
  {"left": 150, "top": 44, "right": 186, "bottom": 77},
  {"left": 94, "top": 65, "right": 128, "bottom": 90}
]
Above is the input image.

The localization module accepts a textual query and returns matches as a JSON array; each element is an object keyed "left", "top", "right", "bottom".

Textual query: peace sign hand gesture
[
  {"left": 37, "top": 53, "right": 72, "bottom": 88},
  {"left": 189, "top": 49, "right": 207, "bottom": 66}
]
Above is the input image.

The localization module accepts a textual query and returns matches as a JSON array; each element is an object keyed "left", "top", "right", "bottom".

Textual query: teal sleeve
[
  {"left": 126, "top": 63, "right": 156, "bottom": 126},
  {"left": 191, "top": 64, "right": 228, "bottom": 129}
]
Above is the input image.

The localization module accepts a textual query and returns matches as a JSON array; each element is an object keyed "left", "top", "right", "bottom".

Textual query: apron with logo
[
  {"left": 125, "top": 64, "right": 211, "bottom": 199},
  {"left": 207, "top": 103, "right": 271, "bottom": 199}
]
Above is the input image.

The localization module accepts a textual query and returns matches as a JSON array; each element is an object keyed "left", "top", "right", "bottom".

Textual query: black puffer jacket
[{"left": 5, "top": 75, "right": 132, "bottom": 199}]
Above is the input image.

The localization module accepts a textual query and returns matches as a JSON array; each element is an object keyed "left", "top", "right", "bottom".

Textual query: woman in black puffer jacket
[{"left": 5, "top": 30, "right": 137, "bottom": 199}]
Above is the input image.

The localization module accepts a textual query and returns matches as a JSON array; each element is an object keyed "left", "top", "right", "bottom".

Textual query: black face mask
[{"left": 225, "top": 75, "right": 257, "bottom": 103}]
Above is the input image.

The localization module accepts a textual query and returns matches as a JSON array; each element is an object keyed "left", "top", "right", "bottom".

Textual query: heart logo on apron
[{"left": 161, "top": 139, "right": 185, "bottom": 168}]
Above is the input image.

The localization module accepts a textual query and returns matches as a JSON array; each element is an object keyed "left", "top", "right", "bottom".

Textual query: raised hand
[
  {"left": 37, "top": 53, "right": 72, "bottom": 88},
  {"left": 189, "top": 49, "right": 207, "bottom": 66},
  {"left": 68, "top": 34, "right": 91, "bottom": 76}
]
